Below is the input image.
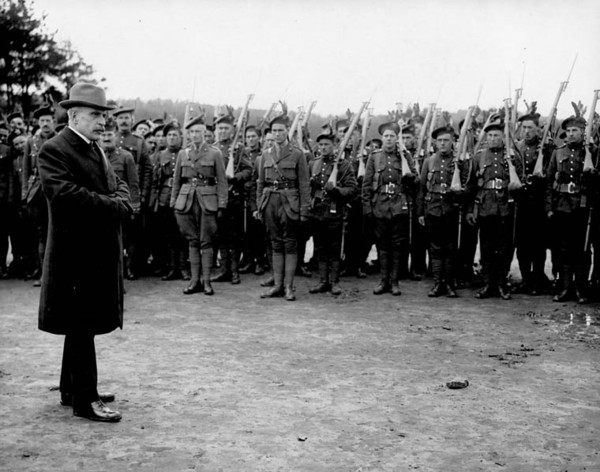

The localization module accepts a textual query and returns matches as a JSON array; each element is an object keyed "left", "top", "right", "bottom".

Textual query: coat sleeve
[
  {"left": 170, "top": 151, "right": 184, "bottom": 208},
  {"left": 415, "top": 157, "right": 429, "bottom": 217},
  {"left": 138, "top": 140, "right": 153, "bottom": 205},
  {"left": 361, "top": 154, "right": 375, "bottom": 215},
  {"left": 124, "top": 153, "right": 140, "bottom": 208},
  {"left": 545, "top": 150, "right": 558, "bottom": 214},
  {"left": 256, "top": 153, "right": 265, "bottom": 213},
  {"left": 337, "top": 160, "right": 358, "bottom": 202},
  {"left": 297, "top": 150, "right": 310, "bottom": 219},
  {"left": 214, "top": 148, "right": 228, "bottom": 209}
]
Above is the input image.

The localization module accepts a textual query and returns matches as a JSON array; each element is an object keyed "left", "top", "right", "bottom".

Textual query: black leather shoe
[
  {"left": 428, "top": 283, "right": 445, "bottom": 297},
  {"left": 261, "top": 286, "right": 284, "bottom": 298},
  {"left": 285, "top": 286, "right": 296, "bottom": 301},
  {"left": 553, "top": 288, "right": 571, "bottom": 302},
  {"left": 260, "top": 276, "right": 275, "bottom": 287},
  {"left": 409, "top": 271, "right": 422, "bottom": 281},
  {"left": 391, "top": 282, "right": 402, "bottom": 296},
  {"left": 231, "top": 272, "right": 241, "bottom": 285},
  {"left": 73, "top": 400, "right": 122, "bottom": 422},
  {"left": 61, "top": 392, "right": 115, "bottom": 407},
  {"left": 238, "top": 262, "right": 254, "bottom": 274},
  {"left": 254, "top": 264, "right": 265, "bottom": 276},
  {"left": 373, "top": 281, "right": 391, "bottom": 295},
  {"left": 183, "top": 280, "right": 203, "bottom": 295},
  {"left": 576, "top": 289, "right": 588, "bottom": 305},
  {"left": 330, "top": 283, "right": 342, "bottom": 295},
  {"left": 203, "top": 282, "right": 214, "bottom": 296},
  {"left": 181, "top": 270, "right": 191, "bottom": 281},
  {"left": 211, "top": 270, "right": 231, "bottom": 282},
  {"left": 162, "top": 270, "right": 182, "bottom": 281},
  {"left": 309, "top": 281, "right": 330, "bottom": 294},
  {"left": 126, "top": 270, "right": 138, "bottom": 280},
  {"left": 25, "top": 268, "right": 41, "bottom": 281},
  {"left": 475, "top": 285, "right": 496, "bottom": 299},
  {"left": 498, "top": 285, "right": 512, "bottom": 300},
  {"left": 33, "top": 279, "right": 41, "bottom": 287},
  {"left": 296, "top": 265, "right": 312, "bottom": 277},
  {"left": 356, "top": 268, "right": 367, "bottom": 279},
  {"left": 445, "top": 283, "right": 458, "bottom": 298}
]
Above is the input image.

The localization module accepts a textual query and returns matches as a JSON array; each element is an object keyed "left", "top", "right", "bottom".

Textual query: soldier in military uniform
[
  {"left": 0, "top": 124, "right": 20, "bottom": 278},
  {"left": 308, "top": 131, "right": 358, "bottom": 295},
  {"left": 466, "top": 122, "right": 523, "bottom": 300},
  {"left": 171, "top": 116, "right": 227, "bottom": 295},
  {"left": 210, "top": 113, "right": 253, "bottom": 285},
  {"left": 362, "top": 121, "right": 418, "bottom": 296},
  {"left": 546, "top": 116, "right": 593, "bottom": 304},
  {"left": 513, "top": 112, "right": 553, "bottom": 295},
  {"left": 113, "top": 106, "right": 153, "bottom": 279},
  {"left": 256, "top": 114, "right": 310, "bottom": 301},
  {"left": 417, "top": 126, "right": 467, "bottom": 297},
  {"left": 21, "top": 105, "right": 56, "bottom": 286}
]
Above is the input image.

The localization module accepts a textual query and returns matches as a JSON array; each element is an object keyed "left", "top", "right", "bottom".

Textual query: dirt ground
[{"left": 1, "top": 268, "right": 599, "bottom": 472}]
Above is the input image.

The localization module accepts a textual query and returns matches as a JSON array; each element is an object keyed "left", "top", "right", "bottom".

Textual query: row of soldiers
[{"left": 1, "top": 102, "right": 599, "bottom": 304}]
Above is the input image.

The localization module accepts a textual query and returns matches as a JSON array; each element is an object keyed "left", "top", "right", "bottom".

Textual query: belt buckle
[
  {"left": 567, "top": 182, "right": 576, "bottom": 194},
  {"left": 494, "top": 179, "right": 503, "bottom": 190},
  {"left": 272, "top": 179, "right": 279, "bottom": 189},
  {"left": 525, "top": 174, "right": 533, "bottom": 186},
  {"left": 191, "top": 177, "right": 198, "bottom": 186},
  {"left": 385, "top": 183, "right": 396, "bottom": 194},
  {"left": 439, "top": 183, "right": 447, "bottom": 194},
  {"left": 167, "top": 177, "right": 174, "bottom": 187}
]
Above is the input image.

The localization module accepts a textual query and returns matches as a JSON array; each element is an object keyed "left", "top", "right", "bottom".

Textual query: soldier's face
[
  {"left": 116, "top": 113, "right": 133, "bottom": 132},
  {"left": 486, "top": 130, "right": 503, "bottom": 148},
  {"left": 10, "top": 117, "right": 25, "bottom": 131},
  {"left": 0, "top": 129, "right": 8, "bottom": 144},
  {"left": 402, "top": 133, "right": 415, "bottom": 148},
  {"left": 271, "top": 124, "right": 288, "bottom": 145},
  {"left": 13, "top": 135, "right": 27, "bottom": 151},
  {"left": 100, "top": 130, "right": 117, "bottom": 150},
  {"left": 216, "top": 123, "right": 233, "bottom": 142},
  {"left": 166, "top": 130, "right": 182, "bottom": 149},
  {"left": 72, "top": 107, "right": 107, "bottom": 141},
  {"left": 336, "top": 127, "right": 346, "bottom": 141},
  {"left": 382, "top": 130, "right": 398, "bottom": 151},
  {"left": 188, "top": 124, "right": 206, "bottom": 145},
  {"left": 521, "top": 120, "right": 538, "bottom": 142},
  {"left": 246, "top": 130, "right": 259, "bottom": 148},
  {"left": 414, "top": 123, "right": 423, "bottom": 137},
  {"left": 205, "top": 129, "right": 215, "bottom": 144},
  {"left": 436, "top": 134, "right": 454, "bottom": 154},
  {"left": 317, "top": 139, "right": 335, "bottom": 156},
  {"left": 133, "top": 123, "right": 150, "bottom": 137},
  {"left": 154, "top": 131, "right": 166, "bottom": 148},
  {"left": 565, "top": 126, "right": 583, "bottom": 143},
  {"left": 38, "top": 115, "right": 55, "bottom": 134},
  {"left": 264, "top": 133, "right": 274, "bottom": 149}
]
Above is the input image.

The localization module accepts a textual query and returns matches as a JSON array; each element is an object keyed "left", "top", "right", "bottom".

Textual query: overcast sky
[{"left": 35, "top": 0, "right": 599, "bottom": 118}]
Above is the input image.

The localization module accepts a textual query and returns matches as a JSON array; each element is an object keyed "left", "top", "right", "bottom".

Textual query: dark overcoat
[{"left": 37, "top": 127, "right": 130, "bottom": 335}]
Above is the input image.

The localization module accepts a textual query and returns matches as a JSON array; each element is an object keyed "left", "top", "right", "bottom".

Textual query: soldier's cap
[
  {"left": 60, "top": 83, "right": 115, "bottom": 111},
  {"left": 144, "top": 131, "right": 154, "bottom": 140},
  {"left": 269, "top": 114, "right": 290, "bottom": 128},
  {"left": 33, "top": 105, "right": 55, "bottom": 119},
  {"left": 517, "top": 113, "right": 540, "bottom": 125},
  {"left": 378, "top": 121, "right": 401, "bottom": 136},
  {"left": 558, "top": 130, "right": 567, "bottom": 140},
  {"left": 431, "top": 125, "right": 457, "bottom": 140},
  {"left": 483, "top": 122, "right": 503, "bottom": 133},
  {"left": 103, "top": 120, "right": 117, "bottom": 132},
  {"left": 245, "top": 125, "right": 261, "bottom": 136},
  {"left": 561, "top": 115, "right": 586, "bottom": 130},
  {"left": 7, "top": 112, "right": 24, "bottom": 122},
  {"left": 335, "top": 118, "right": 349, "bottom": 131},
  {"left": 316, "top": 131, "right": 336, "bottom": 143},
  {"left": 214, "top": 114, "right": 234, "bottom": 126},
  {"left": 152, "top": 118, "right": 165, "bottom": 126},
  {"left": 163, "top": 122, "right": 182, "bottom": 136},
  {"left": 112, "top": 105, "right": 135, "bottom": 116},
  {"left": 206, "top": 123, "right": 215, "bottom": 132},
  {"left": 367, "top": 138, "right": 383, "bottom": 147},
  {"left": 401, "top": 123, "right": 415, "bottom": 135},
  {"left": 152, "top": 124, "right": 165, "bottom": 135},
  {"left": 133, "top": 119, "right": 152, "bottom": 131},
  {"left": 185, "top": 115, "right": 206, "bottom": 130}
]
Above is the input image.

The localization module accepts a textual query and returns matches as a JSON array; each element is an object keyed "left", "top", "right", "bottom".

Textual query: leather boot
[
  {"left": 575, "top": 265, "right": 589, "bottom": 304},
  {"left": 309, "top": 261, "right": 330, "bottom": 294},
  {"left": 390, "top": 250, "right": 402, "bottom": 296},
  {"left": 428, "top": 258, "right": 445, "bottom": 297},
  {"left": 183, "top": 247, "right": 203, "bottom": 294},
  {"left": 330, "top": 260, "right": 342, "bottom": 295},
  {"left": 284, "top": 253, "right": 297, "bottom": 301},
  {"left": 231, "top": 249, "right": 241, "bottom": 285},
  {"left": 211, "top": 250, "right": 231, "bottom": 282},
  {"left": 553, "top": 266, "right": 572, "bottom": 302},
  {"left": 162, "top": 247, "right": 182, "bottom": 280},
  {"left": 373, "top": 250, "right": 391, "bottom": 295},
  {"left": 444, "top": 255, "right": 458, "bottom": 297},
  {"left": 498, "top": 283, "right": 512, "bottom": 300},
  {"left": 260, "top": 275, "right": 275, "bottom": 287},
  {"left": 202, "top": 249, "right": 214, "bottom": 295},
  {"left": 261, "top": 253, "right": 284, "bottom": 298}
]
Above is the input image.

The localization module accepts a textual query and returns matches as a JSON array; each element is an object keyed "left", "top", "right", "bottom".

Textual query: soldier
[
  {"left": 132, "top": 119, "right": 152, "bottom": 138},
  {"left": 514, "top": 112, "right": 552, "bottom": 295},
  {"left": 256, "top": 113, "right": 310, "bottom": 301},
  {"left": 210, "top": 112, "right": 253, "bottom": 285},
  {"left": 113, "top": 106, "right": 153, "bottom": 279},
  {"left": 546, "top": 116, "right": 592, "bottom": 304},
  {"left": 204, "top": 123, "right": 216, "bottom": 146},
  {"left": 21, "top": 105, "right": 56, "bottom": 286},
  {"left": 417, "top": 125, "right": 467, "bottom": 297},
  {"left": 171, "top": 116, "right": 227, "bottom": 295},
  {"left": 0, "top": 124, "right": 20, "bottom": 278},
  {"left": 149, "top": 122, "right": 187, "bottom": 280},
  {"left": 308, "top": 131, "right": 358, "bottom": 295},
  {"left": 362, "top": 121, "right": 418, "bottom": 296},
  {"left": 466, "top": 122, "right": 522, "bottom": 300}
]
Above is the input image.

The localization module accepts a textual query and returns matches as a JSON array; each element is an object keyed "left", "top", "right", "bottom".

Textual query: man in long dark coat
[{"left": 38, "top": 83, "right": 132, "bottom": 422}]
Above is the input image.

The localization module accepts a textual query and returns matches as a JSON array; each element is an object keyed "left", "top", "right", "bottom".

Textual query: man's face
[
  {"left": 216, "top": 123, "right": 233, "bottom": 142},
  {"left": 204, "top": 129, "right": 215, "bottom": 144},
  {"left": 13, "top": 135, "right": 27, "bottom": 151},
  {"left": 37, "top": 115, "right": 55, "bottom": 135},
  {"left": 414, "top": 123, "right": 423, "bottom": 137},
  {"left": 0, "top": 129, "right": 8, "bottom": 144},
  {"left": 271, "top": 123, "right": 288, "bottom": 145},
  {"left": 382, "top": 130, "right": 398, "bottom": 151},
  {"left": 116, "top": 113, "right": 133, "bottom": 132},
  {"left": 246, "top": 130, "right": 260, "bottom": 148},
  {"left": 100, "top": 130, "right": 117, "bottom": 150},
  {"left": 72, "top": 107, "right": 107, "bottom": 141},
  {"left": 188, "top": 124, "right": 206, "bottom": 145},
  {"left": 133, "top": 123, "right": 150, "bottom": 138},
  {"left": 436, "top": 133, "right": 454, "bottom": 154},
  {"left": 154, "top": 131, "right": 166, "bottom": 149},
  {"left": 317, "top": 138, "right": 335, "bottom": 157},
  {"left": 336, "top": 126, "right": 346, "bottom": 141},
  {"left": 521, "top": 120, "right": 538, "bottom": 142},
  {"left": 9, "top": 117, "right": 25, "bottom": 132},
  {"left": 402, "top": 133, "right": 415, "bottom": 149},
  {"left": 487, "top": 130, "right": 503, "bottom": 149},
  {"left": 565, "top": 126, "right": 583, "bottom": 144},
  {"left": 264, "top": 132, "right": 274, "bottom": 149},
  {"left": 166, "top": 130, "right": 182, "bottom": 149}
]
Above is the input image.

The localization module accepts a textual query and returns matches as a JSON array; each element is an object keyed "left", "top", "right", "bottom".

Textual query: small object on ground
[
  {"left": 297, "top": 436, "right": 307, "bottom": 442},
  {"left": 446, "top": 380, "right": 469, "bottom": 389}
]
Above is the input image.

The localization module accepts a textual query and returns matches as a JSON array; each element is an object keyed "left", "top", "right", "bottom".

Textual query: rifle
[
  {"left": 512, "top": 64, "right": 525, "bottom": 132},
  {"left": 356, "top": 107, "right": 372, "bottom": 179},
  {"left": 287, "top": 107, "right": 303, "bottom": 143},
  {"left": 414, "top": 104, "right": 434, "bottom": 175},
  {"left": 426, "top": 107, "right": 441, "bottom": 158},
  {"left": 451, "top": 106, "right": 474, "bottom": 193},
  {"left": 182, "top": 102, "right": 192, "bottom": 147},
  {"left": 533, "top": 55, "right": 578, "bottom": 177},
  {"left": 225, "top": 94, "right": 254, "bottom": 179},
  {"left": 258, "top": 102, "right": 277, "bottom": 132},
  {"left": 583, "top": 89, "right": 600, "bottom": 252}
]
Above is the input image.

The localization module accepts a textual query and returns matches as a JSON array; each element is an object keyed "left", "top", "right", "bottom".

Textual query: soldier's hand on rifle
[
  {"left": 253, "top": 210, "right": 262, "bottom": 222},
  {"left": 324, "top": 181, "right": 337, "bottom": 192},
  {"left": 418, "top": 216, "right": 425, "bottom": 227},
  {"left": 466, "top": 212, "right": 477, "bottom": 226}
]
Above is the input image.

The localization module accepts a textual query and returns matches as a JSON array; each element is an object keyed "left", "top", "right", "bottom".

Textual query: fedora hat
[{"left": 59, "top": 83, "right": 115, "bottom": 111}]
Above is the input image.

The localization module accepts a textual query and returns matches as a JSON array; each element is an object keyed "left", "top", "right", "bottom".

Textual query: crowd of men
[{"left": 1, "top": 99, "right": 598, "bottom": 304}]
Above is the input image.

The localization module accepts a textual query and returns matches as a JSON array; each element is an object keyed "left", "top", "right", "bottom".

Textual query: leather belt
[
  {"left": 380, "top": 183, "right": 401, "bottom": 195},
  {"left": 430, "top": 183, "right": 448, "bottom": 194},
  {"left": 189, "top": 177, "right": 215, "bottom": 186},
  {"left": 557, "top": 182, "right": 580, "bottom": 194},
  {"left": 483, "top": 179, "right": 506, "bottom": 190},
  {"left": 265, "top": 180, "right": 297, "bottom": 190}
]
